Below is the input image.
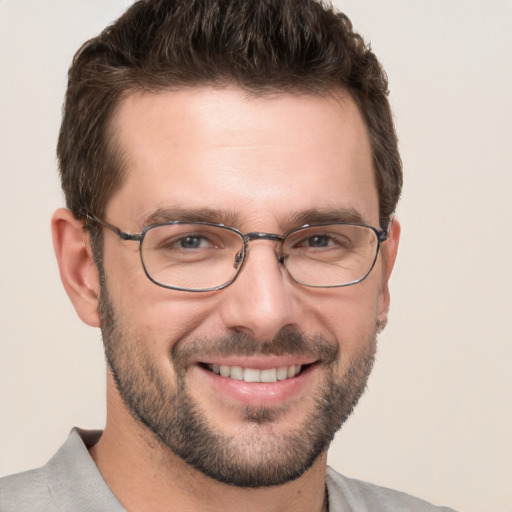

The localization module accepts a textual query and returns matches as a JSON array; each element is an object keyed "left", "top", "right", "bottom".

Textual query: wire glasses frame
[{"left": 85, "top": 214, "right": 389, "bottom": 292}]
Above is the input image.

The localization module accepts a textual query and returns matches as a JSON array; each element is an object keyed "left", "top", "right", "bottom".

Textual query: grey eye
[
  {"left": 179, "top": 236, "right": 204, "bottom": 249},
  {"left": 306, "top": 235, "right": 330, "bottom": 247}
]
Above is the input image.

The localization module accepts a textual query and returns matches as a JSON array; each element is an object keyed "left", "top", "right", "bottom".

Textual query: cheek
[
  {"left": 310, "top": 282, "right": 381, "bottom": 350},
  {"left": 102, "top": 243, "right": 194, "bottom": 332},
  {"left": 107, "top": 262, "right": 222, "bottom": 352},
  {"left": 318, "top": 282, "right": 381, "bottom": 321}
]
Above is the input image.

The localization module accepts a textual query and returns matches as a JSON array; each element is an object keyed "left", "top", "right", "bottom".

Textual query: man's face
[{"left": 98, "top": 87, "right": 395, "bottom": 487}]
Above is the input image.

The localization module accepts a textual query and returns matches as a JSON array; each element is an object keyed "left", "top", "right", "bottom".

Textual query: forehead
[{"left": 108, "top": 86, "right": 378, "bottom": 229}]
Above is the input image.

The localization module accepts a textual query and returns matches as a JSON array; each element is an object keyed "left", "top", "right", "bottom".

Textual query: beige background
[{"left": 1, "top": 1, "right": 511, "bottom": 510}]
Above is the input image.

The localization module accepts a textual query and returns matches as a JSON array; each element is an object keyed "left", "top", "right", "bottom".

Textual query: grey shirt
[{"left": 0, "top": 428, "right": 458, "bottom": 511}]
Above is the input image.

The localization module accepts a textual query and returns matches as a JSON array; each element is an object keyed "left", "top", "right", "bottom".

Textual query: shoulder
[
  {"left": 326, "top": 467, "right": 459, "bottom": 512},
  {"left": 0, "top": 466, "right": 53, "bottom": 512},
  {"left": 0, "top": 428, "right": 123, "bottom": 512}
]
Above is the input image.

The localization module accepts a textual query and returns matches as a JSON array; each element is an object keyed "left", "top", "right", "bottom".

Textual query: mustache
[{"left": 171, "top": 326, "right": 340, "bottom": 367}]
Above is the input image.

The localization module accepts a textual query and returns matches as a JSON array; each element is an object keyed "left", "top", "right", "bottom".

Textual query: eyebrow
[
  {"left": 285, "top": 207, "right": 366, "bottom": 228},
  {"left": 141, "top": 207, "right": 240, "bottom": 228},
  {"left": 140, "top": 206, "right": 367, "bottom": 231}
]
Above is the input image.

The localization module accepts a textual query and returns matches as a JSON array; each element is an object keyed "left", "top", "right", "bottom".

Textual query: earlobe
[
  {"left": 377, "top": 217, "right": 401, "bottom": 321},
  {"left": 51, "top": 208, "right": 101, "bottom": 327}
]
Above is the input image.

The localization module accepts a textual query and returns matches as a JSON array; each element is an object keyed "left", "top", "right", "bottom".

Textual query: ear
[
  {"left": 376, "top": 217, "right": 401, "bottom": 321},
  {"left": 51, "top": 208, "right": 101, "bottom": 327}
]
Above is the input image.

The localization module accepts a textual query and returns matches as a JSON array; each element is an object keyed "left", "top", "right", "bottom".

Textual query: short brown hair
[{"left": 58, "top": 0, "right": 402, "bottom": 230}]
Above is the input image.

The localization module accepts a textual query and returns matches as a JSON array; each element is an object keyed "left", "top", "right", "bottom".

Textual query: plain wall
[{"left": 0, "top": 2, "right": 511, "bottom": 511}]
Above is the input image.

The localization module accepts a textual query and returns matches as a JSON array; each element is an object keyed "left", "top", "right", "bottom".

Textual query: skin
[{"left": 52, "top": 86, "right": 400, "bottom": 512}]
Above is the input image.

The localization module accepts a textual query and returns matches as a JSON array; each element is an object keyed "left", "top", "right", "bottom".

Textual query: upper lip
[{"left": 196, "top": 356, "right": 317, "bottom": 370}]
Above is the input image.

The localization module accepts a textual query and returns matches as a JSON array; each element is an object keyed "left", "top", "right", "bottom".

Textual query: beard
[{"left": 98, "top": 282, "right": 377, "bottom": 488}]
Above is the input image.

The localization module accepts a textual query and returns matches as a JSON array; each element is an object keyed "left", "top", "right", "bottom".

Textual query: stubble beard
[{"left": 98, "top": 282, "right": 377, "bottom": 488}]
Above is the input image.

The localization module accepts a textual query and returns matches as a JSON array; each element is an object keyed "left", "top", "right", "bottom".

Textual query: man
[{"left": 0, "top": 1, "right": 457, "bottom": 510}]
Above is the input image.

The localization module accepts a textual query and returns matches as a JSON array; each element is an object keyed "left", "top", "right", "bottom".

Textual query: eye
[
  {"left": 152, "top": 231, "right": 221, "bottom": 252},
  {"left": 293, "top": 232, "right": 349, "bottom": 250},
  {"left": 177, "top": 235, "right": 212, "bottom": 249},
  {"left": 304, "top": 234, "right": 332, "bottom": 248}
]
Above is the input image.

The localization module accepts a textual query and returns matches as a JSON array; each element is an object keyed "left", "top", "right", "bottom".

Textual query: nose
[{"left": 218, "top": 241, "right": 299, "bottom": 341}]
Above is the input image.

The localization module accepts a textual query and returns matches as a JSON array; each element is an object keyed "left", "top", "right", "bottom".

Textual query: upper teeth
[{"left": 207, "top": 364, "right": 302, "bottom": 383}]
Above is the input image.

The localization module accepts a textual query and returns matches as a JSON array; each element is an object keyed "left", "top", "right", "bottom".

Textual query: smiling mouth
[{"left": 204, "top": 364, "right": 306, "bottom": 383}]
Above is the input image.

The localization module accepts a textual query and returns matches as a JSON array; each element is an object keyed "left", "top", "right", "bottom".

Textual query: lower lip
[{"left": 195, "top": 364, "right": 317, "bottom": 407}]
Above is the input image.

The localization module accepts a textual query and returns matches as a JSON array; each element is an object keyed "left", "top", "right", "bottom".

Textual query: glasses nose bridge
[
  {"left": 242, "top": 231, "right": 285, "bottom": 262},
  {"left": 244, "top": 231, "right": 284, "bottom": 243}
]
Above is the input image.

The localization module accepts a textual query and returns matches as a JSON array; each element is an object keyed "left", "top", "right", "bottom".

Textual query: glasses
[{"left": 87, "top": 215, "right": 389, "bottom": 292}]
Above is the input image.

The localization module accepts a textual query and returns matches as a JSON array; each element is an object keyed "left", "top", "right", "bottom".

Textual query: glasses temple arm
[{"left": 84, "top": 213, "right": 142, "bottom": 241}]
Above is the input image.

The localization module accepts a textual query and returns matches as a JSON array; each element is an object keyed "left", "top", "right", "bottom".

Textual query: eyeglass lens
[{"left": 140, "top": 223, "right": 380, "bottom": 291}]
